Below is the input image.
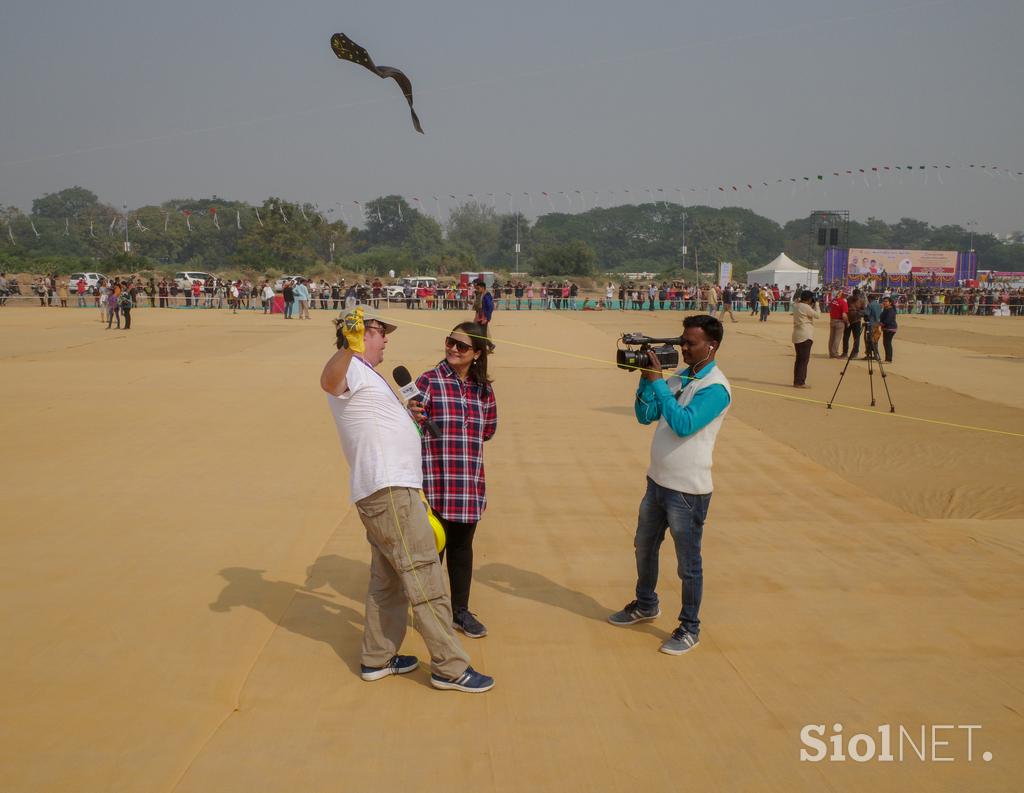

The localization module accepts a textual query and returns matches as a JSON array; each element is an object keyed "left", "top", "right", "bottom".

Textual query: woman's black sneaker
[{"left": 453, "top": 607, "right": 487, "bottom": 638}]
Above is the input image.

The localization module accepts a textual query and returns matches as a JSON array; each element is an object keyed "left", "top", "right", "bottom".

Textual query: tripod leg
[
  {"left": 867, "top": 350, "right": 876, "bottom": 407},
  {"left": 827, "top": 347, "right": 858, "bottom": 409},
  {"left": 874, "top": 356, "right": 896, "bottom": 413}
]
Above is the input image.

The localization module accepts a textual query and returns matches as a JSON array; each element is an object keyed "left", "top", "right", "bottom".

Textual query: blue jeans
[{"left": 634, "top": 477, "right": 711, "bottom": 635}]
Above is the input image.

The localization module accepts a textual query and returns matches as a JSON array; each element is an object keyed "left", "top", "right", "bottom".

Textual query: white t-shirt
[{"left": 326, "top": 357, "right": 423, "bottom": 502}]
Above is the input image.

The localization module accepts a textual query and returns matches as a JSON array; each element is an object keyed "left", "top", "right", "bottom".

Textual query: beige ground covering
[{"left": 1, "top": 304, "right": 1021, "bottom": 792}]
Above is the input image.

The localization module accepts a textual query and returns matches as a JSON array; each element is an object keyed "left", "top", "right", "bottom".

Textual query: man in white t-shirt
[{"left": 320, "top": 307, "right": 494, "bottom": 693}]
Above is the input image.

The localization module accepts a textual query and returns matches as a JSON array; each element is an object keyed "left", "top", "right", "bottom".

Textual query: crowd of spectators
[{"left": 3, "top": 271, "right": 1022, "bottom": 316}]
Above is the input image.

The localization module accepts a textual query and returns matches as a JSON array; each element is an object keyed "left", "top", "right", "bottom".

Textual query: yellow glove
[
  {"left": 419, "top": 490, "right": 446, "bottom": 553},
  {"left": 340, "top": 306, "right": 365, "bottom": 354}
]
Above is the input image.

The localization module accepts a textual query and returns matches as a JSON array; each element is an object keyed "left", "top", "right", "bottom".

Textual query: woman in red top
[{"left": 411, "top": 321, "right": 497, "bottom": 639}]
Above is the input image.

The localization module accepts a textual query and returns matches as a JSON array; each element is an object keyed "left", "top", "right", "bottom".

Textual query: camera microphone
[{"left": 392, "top": 366, "right": 441, "bottom": 439}]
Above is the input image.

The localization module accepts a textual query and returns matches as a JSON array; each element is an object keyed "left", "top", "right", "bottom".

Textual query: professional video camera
[{"left": 616, "top": 332, "right": 681, "bottom": 371}]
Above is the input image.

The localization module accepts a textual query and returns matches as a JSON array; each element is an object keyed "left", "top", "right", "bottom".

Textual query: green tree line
[{"left": 1, "top": 186, "right": 1020, "bottom": 278}]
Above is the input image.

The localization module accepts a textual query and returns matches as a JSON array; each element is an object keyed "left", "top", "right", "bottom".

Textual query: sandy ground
[{"left": 1, "top": 303, "right": 1022, "bottom": 793}]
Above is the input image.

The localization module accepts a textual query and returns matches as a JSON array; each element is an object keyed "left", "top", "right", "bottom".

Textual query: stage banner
[
  {"left": 848, "top": 248, "right": 956, "bottom": 277},
  {"left": 718, "top": 262, "right": 733, "bottom": 287}
]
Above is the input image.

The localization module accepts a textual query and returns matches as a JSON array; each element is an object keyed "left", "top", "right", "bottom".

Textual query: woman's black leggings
[{"left": 438, "top": 517, "right": 478, "bottom": 611}]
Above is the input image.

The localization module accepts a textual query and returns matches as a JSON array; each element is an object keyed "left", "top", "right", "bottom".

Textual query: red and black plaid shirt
[{"left": 416, "top": 361, "right": 497, "bottom": 522}]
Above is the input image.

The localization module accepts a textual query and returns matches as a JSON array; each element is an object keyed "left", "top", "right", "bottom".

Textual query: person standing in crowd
[
  {"left": 880, "top": 296, "right": 898, "bottom": 363},
  {"left": 410, "top": 322, "right": 497, "bottom": 640},
  {"left": 791, "top": 290, "right": 819, "bottom": 388},
  {"left": 320, "top": 307, "right": 494, "bottom": 693},
  {"left": 472, "top": 279, "right": 495, "bottom": 351},
  {"left": 704, "top": 284, "right": 718, "bottom": 317},
  {"left": 0, "top": 272, "right": 8, "bottom": 307},
  {"left": 842, "top": 288, "right": 864, "bottom": 358},
  {"left": 828, "top": 289, "right": 849, "bottom": 358},
  {"left": 863, "top": 293, "right": 882, "bottom": 360},
  {"left": 261, "top": 281, "right": 275, "bottom": 314},
  {"left": 757, "top": 285, "right": 771, "bottom": 322},
  {"left": 106, "top": 285, "right": 121, "bottom": 329},
  {"left": 119, "top": 285, "right": 134, "bottom": 330},
  {"left": 720, "top": 284, "right": 737, "bottom": 323},
  {"left": 76, "top": 277, "right": 87, "bottom": 307},
  {"left": 609, "top": 315, "right": 731, "bottom": 656},
  {"left": 281, "top": 280, "right": 294, "bottom": 319},
  {"left": 98, "top": 279, "right": 110, "bottom": 322},
  {"left": 57, "top": 279, "right": 69, "bottom": 308},
  {"left": 191, "top": 279, "right": 202, "bottom": 308}
]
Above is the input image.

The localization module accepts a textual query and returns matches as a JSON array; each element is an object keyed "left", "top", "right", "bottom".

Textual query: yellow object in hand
[
  {"left": 419, "top": 490, "right": 446, "bottom": 553},
  {"left": 340, "top": 306, "right": 366, "bottom": 354}
]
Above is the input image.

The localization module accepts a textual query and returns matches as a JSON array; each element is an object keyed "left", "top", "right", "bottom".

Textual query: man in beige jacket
[{"left": 791, "top": 290, "right": 820, "bottom": 388}]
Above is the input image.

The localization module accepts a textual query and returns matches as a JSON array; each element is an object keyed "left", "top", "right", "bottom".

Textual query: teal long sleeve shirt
[{"left": 634, "top": 362, "right": 731, "bottom": 437}]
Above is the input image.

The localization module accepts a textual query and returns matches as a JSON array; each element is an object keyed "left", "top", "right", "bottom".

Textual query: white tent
[{"left": 745, "top": 252, "right": 819, "bottom": 290}]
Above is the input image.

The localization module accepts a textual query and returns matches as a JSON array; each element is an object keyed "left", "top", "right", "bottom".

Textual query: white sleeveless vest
[{"left": 647, "top": 365, "right": 730, "bottom": 495}]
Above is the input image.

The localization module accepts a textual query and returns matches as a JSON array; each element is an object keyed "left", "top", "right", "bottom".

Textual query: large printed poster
[{"left": 848, "top": 248, "right": 956, "bottom": 276}]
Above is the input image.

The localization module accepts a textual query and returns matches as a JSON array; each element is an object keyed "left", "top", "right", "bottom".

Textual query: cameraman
[{"left": 609, "top": 315, "right": 731, "bottom": 656}]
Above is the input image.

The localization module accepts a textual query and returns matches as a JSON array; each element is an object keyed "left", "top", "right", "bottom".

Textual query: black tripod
[{"left": 827, "top": 332, "right": 895, "bottom": 412}]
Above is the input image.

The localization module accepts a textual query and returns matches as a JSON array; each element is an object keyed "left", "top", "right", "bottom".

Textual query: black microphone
[{"left": 392, "top": 366, "right": 440, "bottom": 439}]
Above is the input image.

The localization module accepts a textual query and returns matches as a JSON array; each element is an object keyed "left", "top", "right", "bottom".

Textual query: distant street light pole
[
  {"left": 967, "top": 219, "right": 978, "bottom": 252},
  {"left": 122, "top": 202, "right": 130, "bottom": 254},
  {"left": 680, "top": 210, "right": 688, "bottom": 277},
  {"left": 514, "top": 212, "right": 521, "bottom": 272}
]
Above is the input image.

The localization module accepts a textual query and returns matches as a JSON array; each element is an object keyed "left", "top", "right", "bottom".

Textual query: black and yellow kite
[{"left": 330, "top": 32, "right": 423, "bottom": 134}]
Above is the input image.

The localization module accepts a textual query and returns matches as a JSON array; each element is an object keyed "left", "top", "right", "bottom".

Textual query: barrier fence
[{"left": 0, "top": 293, "right": 1021, "bottom": 316}]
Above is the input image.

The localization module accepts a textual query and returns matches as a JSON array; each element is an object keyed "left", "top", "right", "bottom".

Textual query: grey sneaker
[
  {"left": 659, "top": 627, "right": 699, "bottom": 655},
  {"left": 453, "top": 607, "right": 487, "bottom": 638},
  {"left": 360, "top": 654, "right": 419, "bottom": 681},
  {"left": 608, "top": 600, "right": 661, "bottom": 626}
]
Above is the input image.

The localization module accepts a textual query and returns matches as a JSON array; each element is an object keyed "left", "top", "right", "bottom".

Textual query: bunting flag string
[{"left": 3, "top": 161, "right": 1023, "bottom": 244}]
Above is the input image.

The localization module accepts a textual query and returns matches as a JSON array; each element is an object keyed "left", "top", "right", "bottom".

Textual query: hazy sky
[{"left": 1, "top": 0, "right": 1021, "bottom": 233}]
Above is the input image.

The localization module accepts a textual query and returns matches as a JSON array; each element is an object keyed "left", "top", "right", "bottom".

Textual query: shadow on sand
[
  {"left": 475, "top": 561, "right": 665, "bottom": 638},
  {"left": 208, "top": 555, "right": 372, "bottom": 675}
]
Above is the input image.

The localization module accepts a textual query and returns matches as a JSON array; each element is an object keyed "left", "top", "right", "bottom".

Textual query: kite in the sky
[{"left": 330, "top": 32, "right": 423, "bottom": 134}]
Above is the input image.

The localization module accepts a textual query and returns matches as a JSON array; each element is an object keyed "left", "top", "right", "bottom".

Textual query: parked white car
[
  {"left": 174, "top": 271, "right": 218, "bottom": 290},
  {"left": 385, "top": 276, "right": 438, "bottom": 301},
  {"left": 273, "top": 275, "right": 307, "bottom": 291},
  {"left": 68, "top": 272, "right": 108, "bottom": 293}
]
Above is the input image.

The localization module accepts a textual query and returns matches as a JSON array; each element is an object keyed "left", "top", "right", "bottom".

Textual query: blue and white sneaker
[
  {"left": 430, "top": 665, "right": 495, "bottom": 693},
  {"left": 360, "top": 654, "right": 419, "bottom": 681},
  {"left": 659, "top": 627, "right": 699, "bottom": 655},
  {"left": 608, "top": 600, "right": 661, "bottom": 626}
]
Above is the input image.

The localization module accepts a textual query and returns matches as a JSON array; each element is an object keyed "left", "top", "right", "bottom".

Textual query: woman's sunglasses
[{"left": 444, "top": 336, "right": 473, "bottom": 353}]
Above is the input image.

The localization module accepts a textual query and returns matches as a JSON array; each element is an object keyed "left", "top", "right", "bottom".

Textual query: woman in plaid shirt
[{"left": 413, "top": 321, "right": 497, "bottom": 638}]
